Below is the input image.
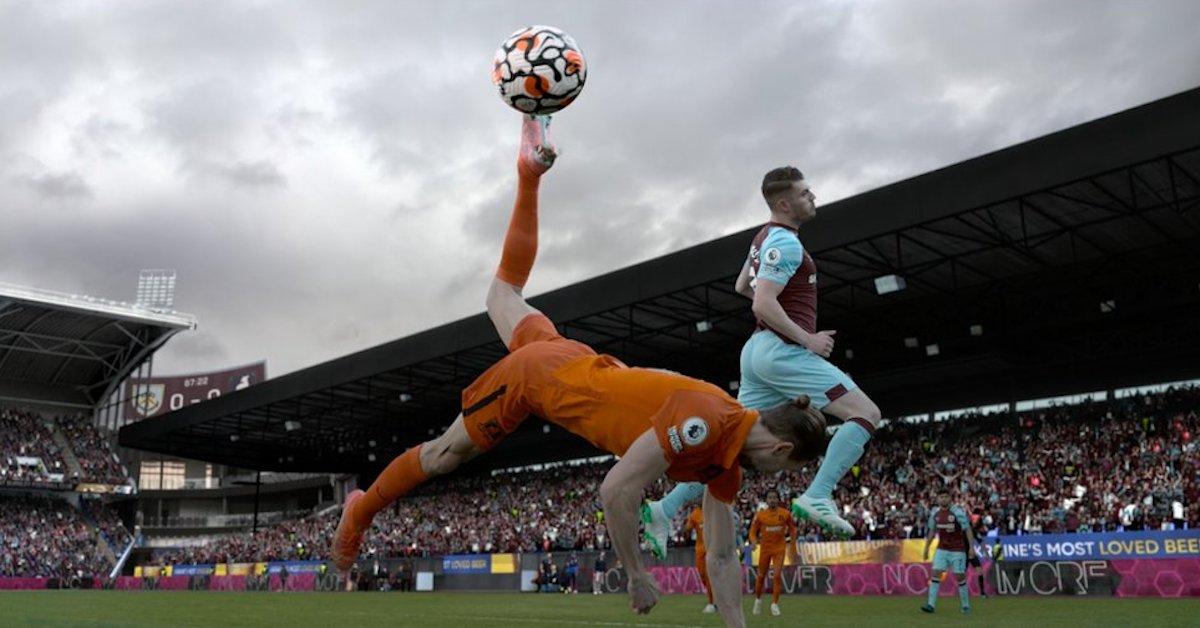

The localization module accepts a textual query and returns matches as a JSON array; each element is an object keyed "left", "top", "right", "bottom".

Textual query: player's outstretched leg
[
  {"left": 487, "top": 114, "right": 557, "bottom": 347},
  {"left": 331, "top": 417, "right": 483, "bottom": 571},
  {"left": 334, "top": 116, "right": 556, "bottom": 572},
  {"left": 795, "top": 389, "right": 881, "bottom": 539},
  {"left": 640, "top": 482, "right": 704, "bottom": 559}
]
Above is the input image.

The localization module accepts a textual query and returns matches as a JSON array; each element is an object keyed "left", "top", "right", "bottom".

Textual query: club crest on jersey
[
  {"left": 681, "top": 417, "right": 709, "bottom": 446},
  {"left": 764, "top": 247, "right": 782, "bottom": 265}
]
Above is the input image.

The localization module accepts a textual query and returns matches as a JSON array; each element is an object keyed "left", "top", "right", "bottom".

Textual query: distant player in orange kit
[
  {"left": 749, "top": 490, "right": 797, "bottom": 616},
  {"left": 683, "top": 506, "right": 717, "bottom": 614},
  {"left": 328, "top": 114, "right": 828, "bottom": 628}
]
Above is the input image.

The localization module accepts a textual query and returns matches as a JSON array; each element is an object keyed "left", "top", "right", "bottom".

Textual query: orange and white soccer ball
[{"left": 492, "top": 25, "right": 586, "bottom": 115}]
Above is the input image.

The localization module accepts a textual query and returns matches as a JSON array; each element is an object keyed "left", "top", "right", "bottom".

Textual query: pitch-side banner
[
  {"left": 125, "top": 362, "right": 266, "bottom": 419},
  {"left": 443, "top": 554, "right": 492, "bottom": 574},
  {"left": 999, "top": 529, "right": 1200, "bottom": 561},
  {"left": 794, "top": 539, "right": 929, "bottom": 565}
]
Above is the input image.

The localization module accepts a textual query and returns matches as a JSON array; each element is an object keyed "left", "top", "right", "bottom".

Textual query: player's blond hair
[{"left": 759, "top": 395, "right": 827, "bottom": 461}]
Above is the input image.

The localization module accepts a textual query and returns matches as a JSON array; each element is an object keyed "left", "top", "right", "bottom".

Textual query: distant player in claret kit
[
  {"left": 683, "top": 507, "right": 716, "bottom": 614},
  {"left": 749, "top": 490, "right": 797, "bottom": 616},
  {"left": 329, "top": 114, "right": 828, "bottom": 628},
  {"left": 921, "top": 488, "right": 976, "bottom": 614},
  {"left": 644, "top": 166, "right": 883, "bottom": 555}
]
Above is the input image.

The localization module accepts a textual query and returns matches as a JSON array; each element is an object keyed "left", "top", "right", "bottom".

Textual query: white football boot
[
  {"left": 640, "top": 501, "right": 671, "bottom": 560},
  {"left": 793, "top": 494, "right": 855, "bottom": 539}
]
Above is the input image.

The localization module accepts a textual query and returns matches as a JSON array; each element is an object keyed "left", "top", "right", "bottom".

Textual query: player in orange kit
[
  {"left": 683, "top": 506, "right": 717, "bottom": 614},
  {"left": 329, "top": 114, "right": 827, "bottom": 628},
  {"left": 749, "top": 490, "right": 797, "bottom": 616}
]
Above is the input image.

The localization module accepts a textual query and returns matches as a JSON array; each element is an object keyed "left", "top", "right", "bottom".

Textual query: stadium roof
[
  {"left": 0, "top": 282, "right": 196, "bottom": 408},
  {"left": 121, "top": 87, "right": 1200, "bottom": 474}
]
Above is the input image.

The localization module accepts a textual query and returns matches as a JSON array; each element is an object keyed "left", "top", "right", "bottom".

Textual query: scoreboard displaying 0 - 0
[{"left": 124, "top": 362, "right": 267, "bottom": 420}]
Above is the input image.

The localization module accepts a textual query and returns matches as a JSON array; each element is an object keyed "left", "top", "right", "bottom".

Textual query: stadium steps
[
  {"left": 93, "top": 532, "right": 117, "bottom": 566},
  {"left": 78, "top": 502, "right": 125, "bottom": 558},
  {"left": 48, "top": 421, "right": 84, "bottom": 480}
]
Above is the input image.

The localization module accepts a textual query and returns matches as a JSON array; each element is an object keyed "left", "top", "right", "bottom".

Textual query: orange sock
[
  {"left": 773, "top": 563, "right": 783, "bottom": 602},
  {"left": 495, "top": 168, "right": 541, "bottom": 288},
  {"left": 351, "top": 445, "right": 427, "bottom": 529}
]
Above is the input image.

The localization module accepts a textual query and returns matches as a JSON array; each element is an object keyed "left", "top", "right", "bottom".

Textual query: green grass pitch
[{"left": 1, "top": 591, "right": 1198, "bottom": 628}]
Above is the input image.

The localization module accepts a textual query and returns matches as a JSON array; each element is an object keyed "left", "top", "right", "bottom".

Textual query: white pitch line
[{"left": 434, "top": 613, "right": 703, "bottom": 628}]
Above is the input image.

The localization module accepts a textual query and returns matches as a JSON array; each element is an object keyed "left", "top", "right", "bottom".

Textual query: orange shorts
[
  {"left": 757, "top": 549, "right": 785, "bottom": 573},
  {"left": 460, "top": 313, "right": 594, "bottom": 450}
]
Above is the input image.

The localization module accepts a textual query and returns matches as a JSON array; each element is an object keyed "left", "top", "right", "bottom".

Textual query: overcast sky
[{"left": 2, "top": 0, "right": 1198, "bottom": 378}]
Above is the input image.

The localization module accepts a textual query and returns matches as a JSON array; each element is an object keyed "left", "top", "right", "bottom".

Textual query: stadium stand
[
  {"left": 0, "top": 405, "right": 138, "bottom": 578},
  {"left": 57, "top": 413, "right": 131, "bottom": 486},
  {"left": 0, "top": 406, "right": 131, "bottom": 488},
  {"left": 0, "top": 494, "right": 128, "bottom": 579},
  {"left": 0, "top": 407, "right": 68, "bottom": 486},
  {"left": 127, "top": 385, "right": 1197, "bottom": 571},
  {"left": 0, "top": 283, "right": 193, "bottom": 578},
  {"left": 146, "top": 460, "right": 610, "bottom": 566}
]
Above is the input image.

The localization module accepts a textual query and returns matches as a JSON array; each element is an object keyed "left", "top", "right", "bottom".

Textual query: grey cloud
[
  {"left": 147, "top": 79, "right": 261, "bottom": 155},
  {"left": 15, "top": 171, "right": 93, "bottom": 200},
  {"left": 163, "top": 331, "right": 230, "bottom": 365},
  {"left": 189, "top": 159, "right": 288, "bottom": 189}
]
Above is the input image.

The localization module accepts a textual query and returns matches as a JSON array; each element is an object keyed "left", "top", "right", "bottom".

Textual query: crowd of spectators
[
  {"left": 725, "top": 385, "right": 1199, "bottom": 544},
  {"left": 0, "top": 408, "right": 68, "bottom": 484},
  {"left": 0, "top": 406, "right": 130, "bottom": 487},
  {"left": 10, "top": 378, "right": 1190, "bottom": 576},
  {"left": 58, "top": 413, "right": 130, "bottom": 486},
  {"left": 0, "top": 495, "right": 114, "bottom": 579},
  {"left": 151, "top": 460, "right": 612, "bottom": 565},
  {"left": 139, "top": 386, "right": 1198, "bottom": 567}
]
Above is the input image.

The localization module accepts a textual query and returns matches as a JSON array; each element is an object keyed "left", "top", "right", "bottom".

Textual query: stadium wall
[
  {"left": 4, "top": 559, "right": 1199, "bottom": 597},
  {"left": 9, "top": 530, "right": 1198, "bottom": 597}
]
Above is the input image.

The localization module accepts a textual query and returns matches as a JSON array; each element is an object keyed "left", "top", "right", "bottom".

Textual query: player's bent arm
[
  {"left": 600, "top": 430, "right": 670, "bottom": 613},
  {"left": 751, "top": 279, "right": 810, "bottom": 345},
  {"left": 965, "top": 526, "right": 978, "bottom": 558},
  {"left": 734, "top": 260, "right": 754, "bottom": 299},
  {"left": 703, "top": 487, "right": 746, "bottom": 628}
]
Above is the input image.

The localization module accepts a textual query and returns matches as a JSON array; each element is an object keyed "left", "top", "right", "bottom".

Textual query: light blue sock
[
  {"left": 805, "top": 422, "right": 872, "bottom": 499},
  {"left": 659, "top": 482, "right": 705, "bottom": 518},
  {"left": 958, "top": 581, "right": 970, "bottom": 609},
  {"left": 927, "top": 580, "right": 940, "bottom": 608}
]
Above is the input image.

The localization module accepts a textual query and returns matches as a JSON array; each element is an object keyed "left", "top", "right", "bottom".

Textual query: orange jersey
[
  {"left": 685, "top": 507, "right": 706, "bottom": 556},
  {"left": 462, "top": 314, "right": 758, "bottom": 502},
  {"left": 750, "top": 507, "right": 796, "bottom": 554}
]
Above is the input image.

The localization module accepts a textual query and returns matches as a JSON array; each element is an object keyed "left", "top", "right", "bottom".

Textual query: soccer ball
[{"left": 492, "top": 25, "right": 587, "bottom": 115}]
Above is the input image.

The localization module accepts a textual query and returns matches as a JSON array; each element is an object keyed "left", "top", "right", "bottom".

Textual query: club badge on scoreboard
[{"left": 132, "top": 384, "right": 165, "bottom": 417}]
